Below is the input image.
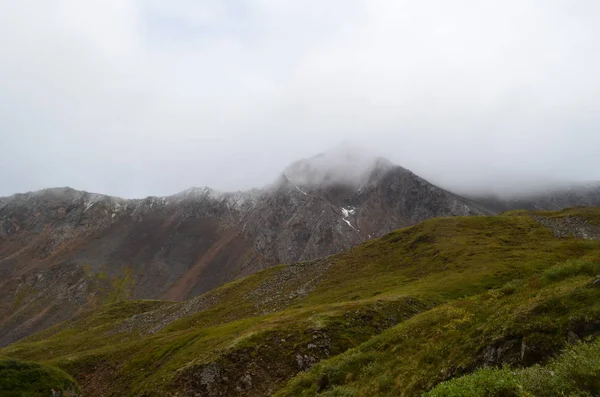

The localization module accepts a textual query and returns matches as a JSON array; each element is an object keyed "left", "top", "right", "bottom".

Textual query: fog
[{"left": 1, "top": 1, "right": 599, "bottom": 198}]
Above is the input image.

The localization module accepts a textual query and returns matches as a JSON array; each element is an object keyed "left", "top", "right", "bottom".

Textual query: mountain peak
[{"left": 282, "top": 145, "right": 395, "bottom": 188}]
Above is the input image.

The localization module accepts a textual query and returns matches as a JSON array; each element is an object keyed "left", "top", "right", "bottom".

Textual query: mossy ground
[
  {"left": 0, "top": 358, "right": 80, "bottom": 396},
  {"left": 2, "top": 208, "right": 600, "bottom": 396}
]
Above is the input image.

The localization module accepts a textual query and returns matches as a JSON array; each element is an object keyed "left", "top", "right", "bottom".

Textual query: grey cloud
[{"left": 0, "top": 0, "right": 599, "bottom": 198}]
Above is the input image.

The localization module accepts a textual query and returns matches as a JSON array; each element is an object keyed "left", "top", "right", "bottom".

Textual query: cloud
[{"left": 0, "top": 0, "right": 599, "bottom": 198}]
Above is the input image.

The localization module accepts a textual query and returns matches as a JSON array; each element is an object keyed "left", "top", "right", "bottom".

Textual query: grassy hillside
[
  {"left": 2, "top": 208, "right": 600, "bottom": 396},
  {"left": 276, "top": 258, "right": 600, "bottom": 396}
]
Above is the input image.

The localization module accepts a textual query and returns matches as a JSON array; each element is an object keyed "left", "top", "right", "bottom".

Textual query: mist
[{"left": 1, "top": 1, "right": 599, "bottom": 198}]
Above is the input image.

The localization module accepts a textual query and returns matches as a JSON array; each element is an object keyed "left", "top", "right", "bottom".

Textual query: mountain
[
  {"left": 2, "top": 207, "right": 600, "bottom": 396},
  {"left": 470, "top": 182, "right": 600, "bottom": 213},
  {"left": 0, "top": 150, "right": 489, "bottom": 346}
]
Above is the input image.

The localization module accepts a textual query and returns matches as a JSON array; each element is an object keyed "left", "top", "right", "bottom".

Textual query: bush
[
  {"left": 543, "top": 260, "right": 600, "bottom": 283},
  {"left": 498, "top": 279, "right": 525, "bottom": 296},
  {"left": 523, "top": 339, "right": 600, "bottom": 396},
  {"left": 426, "top": 338, "right": 600, "bottom": 397},
  {"left": 0, "top": 359, "right": 80, "bottom": 397},
  {"left": 424, "top": 368, "right": 522, "bottom": 397}
]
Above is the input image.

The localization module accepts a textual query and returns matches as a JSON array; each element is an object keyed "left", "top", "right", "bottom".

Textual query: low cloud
[{"left": 1, "top": 1, "right": 599, "bottom": 198}]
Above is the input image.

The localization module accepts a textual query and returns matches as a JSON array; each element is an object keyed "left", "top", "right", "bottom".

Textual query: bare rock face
[
  {"left": 0, "top": 151, "right": 490, "bottom": 345},
  {"left": 533, "top": 215, "right": 600, "bottom": 240}
]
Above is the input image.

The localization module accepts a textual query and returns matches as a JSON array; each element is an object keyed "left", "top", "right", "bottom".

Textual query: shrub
[
  {"left": 424, "top": 368, "right": 522, "bottom": 397},
  {"left": 426, "top": 339, "right": 600, "bottom": 397},
  {"left": 543, "top": 260, "right": 600, "bottom": 283},
  {"left": 0, "top": 359, "right": 80, "bottom": 397}
]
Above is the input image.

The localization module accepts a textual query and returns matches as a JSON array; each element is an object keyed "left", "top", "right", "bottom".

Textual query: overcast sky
[{"left": 1, "top": 1, "right": 599, "bottom": 198}]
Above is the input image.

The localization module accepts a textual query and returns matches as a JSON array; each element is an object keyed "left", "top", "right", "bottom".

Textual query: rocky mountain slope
[
  {"left": 0, "top": 150, "right": 489, "bottom": 346},
  {"left": 2, "top": 207, "right": 600, "bottom": 396}
]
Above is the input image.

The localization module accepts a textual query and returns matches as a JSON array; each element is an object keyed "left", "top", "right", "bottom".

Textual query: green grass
[
  {"left": 0, "top": 359, "right": 80, "bottom": 396},
  {"left": 542, "top": 259, "right": 600, "bottom": 283},
  {"left": 275, "top": 267, "right": 600, "bottom": 396},
  {"left": 425, "top": 337, "right": 600, "bottom": 397},
  {"left": 2, "top": 208, "right": 600, "bottom": 396},
  {"left": 298, "top": 214, "right": 599, "bottom": 306}
]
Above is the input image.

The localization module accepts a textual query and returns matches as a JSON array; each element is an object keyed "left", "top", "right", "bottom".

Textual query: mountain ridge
[
  {"left": 1, "top": 149, "right": 600, "bottom": 348},
  {"left": 0, "top": 152, "right": 489, "bottom": 346}
]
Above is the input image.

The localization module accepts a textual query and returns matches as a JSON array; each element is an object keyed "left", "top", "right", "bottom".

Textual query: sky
[{"left": 1, "top": 0, "right": 599, "bottom": 198}]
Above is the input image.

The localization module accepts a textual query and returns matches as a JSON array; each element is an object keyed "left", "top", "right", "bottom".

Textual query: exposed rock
[
  {"left": 295, "top": 354, "right": 304, "bottom": 370},
  {"left": 482, "top": 339, "right": 522, "bottom": 366},
  {"left": 245, "top": 258, "right": 334, "bottom": 315},
  {"left": 534, "top": 215, "right": 600, "bottom": 240},
  {"left": 200, "top": 364, "right": 220, "bottom": 387},
  {"left": 568, "top": 331, "right": 581, "bottom": 344}
]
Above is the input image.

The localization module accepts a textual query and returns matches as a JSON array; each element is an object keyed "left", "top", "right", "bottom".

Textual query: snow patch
[
  {"left": 83, "top": 200, "right": 96, "bottom": 212},
  {"left": 342, "top": 218, "right": 359, "bottom": 231},
  {"left": 295, "top": 185, "right": 308, "bottom": 196},
  {"left": 341, "top": 207, "right": 356, "bottom": 217}
]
